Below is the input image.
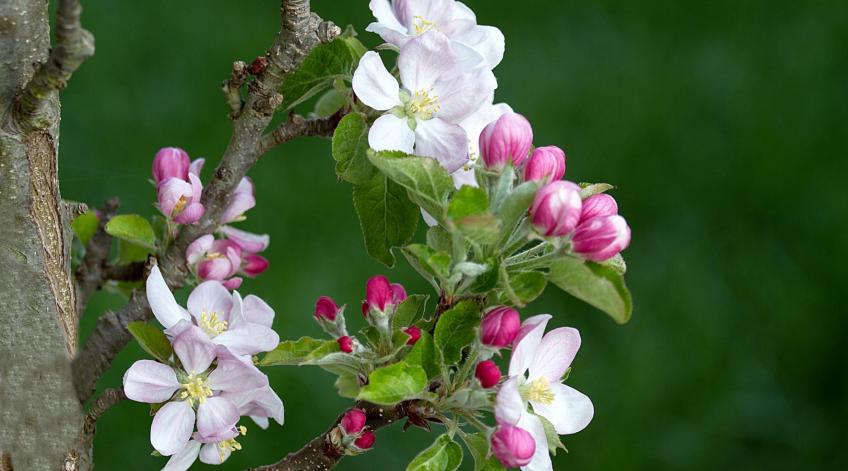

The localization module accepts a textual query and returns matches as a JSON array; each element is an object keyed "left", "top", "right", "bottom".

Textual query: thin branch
[
  {"left": 63, "top": 388, "right": 126, "bottom": 471},
  {"left": 74, "top": 197, "right": 120, "bottom": 314},
  {"left": 258, "top": 112, "right": 342, "bottom": 155},
  {"left": 101, "top": 262, "right": 146, "bottom": 282},
  {"left": 222, "top": 60, "right": 248, "bottom": 118},
  {"left": 14, "top": 0, "right": 94, "bottom": 129},
  {"left": 72, "top": 0, "right": 341, "bottom": 404}
]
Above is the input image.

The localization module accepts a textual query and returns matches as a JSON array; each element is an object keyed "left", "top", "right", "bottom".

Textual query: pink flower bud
[
  {"left": 220, "top": 225, "right": 270, "bottom": 253},
  {"left": 391, "top": 283, "right": 408, "bottom": 304},
  {"left": 315, "top": 296, "right": 340, "bottom": 321},
  {"left": 365, "top": 275, "right": 392, "bottom": 311},
  {"left": 475, "top": 360, "right": 501, "bottom": 388},
  {"left": 579, "top": 193, "right": 618, "bottom": 224},
  {"left": 152, "top": 147, "right": 190, "bottom": 184},
  {"left": 354, "top": 430, "right": 375, "bottom": 449},
  {"left": 523, "top": 146, "right": 566, "bottom": 183},
  {"left": 195, "top": 240, "right": 241, "bottom": 281},
  {"left": 222, "top": 277, "right": 243, "bottom": 290},
  {"left": 222, "top": 177, "right": 256, "bottom": 223},
  {"left": 572, "top": 215, "right": 631, "bottom": 262},
  {"left": 242, "top": 254, "right": 269, "bottom": 277},
  {"left": 491, "top": 425, "right": 536, "bottom": 468},
  {"left": 361, "top": 301, "right": 369, "bottom": 317},
  {"left": 529, "top": 180, "right": 582, "bottom": 237},
  {"left": 340, "top": 408, "right": 367, "bottom": 434},
  {"left": 479, "top": 112, "right": 533, "bottom": 169},
  {"left": 157, "top": 174, "right": 205, "bottom": 224},
  {"left": 480, "top": 306, "right": 521, "bottom": 348},
  {"left": 338, "top": 336, "right": 354, "bottom": 353},
  {"left": 403, "top": 326, "right": 421, "bottom": 346}
]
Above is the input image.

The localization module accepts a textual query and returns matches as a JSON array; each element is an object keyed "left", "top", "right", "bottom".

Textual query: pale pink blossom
[
  {"left": 153, "top": 147, "right": 190, "bottom": 184},
  {"left": 157, "top": 174, "right": 205, "bottom": 224},
  {"left": 221, "top": 178, "right": 256, "bottom": 224}
]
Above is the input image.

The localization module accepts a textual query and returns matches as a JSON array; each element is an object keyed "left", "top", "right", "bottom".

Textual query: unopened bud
[
  {"left": 354, "top": 430, "right": 375, "bottom": 450},
  {"left": 579, "top": 193, "right": 618, "bottom": 224},
  {"left": 572, "top": 215, "right": 631, "bottom": 262},
  {"left": 340, "top": 408, "right": 367, "bottom": 435},
  {"left": 480, "top": 112, "right": 534, "bottom": 170},
  {"left": 338, "top": 336, "right": 354, "bottom": 353},
  {"left": 315, "top": 296, "right": 340, "bottom": 322},
  {"left": 523, "top": 146, "right": 566, "bottom": 183},
  {"left": 475, "top": 360, "right": 502, "bottom": 388},
  {"left": 152, "top": 147, "right": 190, "bottom": 184},
  {"left": 404, "top": 326, "right": 421, "bottom": 346},
  {"left": 529, "top": 181, "right": 582, "bottom": 237},
  {"left": 491, "top": 425, "right": 535, "bottom": 468},
  {"left": 480, "top": 306, "right": 520, "bottom": 348}
]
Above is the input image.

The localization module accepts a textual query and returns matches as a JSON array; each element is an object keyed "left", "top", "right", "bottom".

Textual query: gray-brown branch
[
  {"left": 74, "top": 197, "right": 120, "bottom": 314},
  {"left": 72, "top": 0, "right": 341, "bottom": 404}
]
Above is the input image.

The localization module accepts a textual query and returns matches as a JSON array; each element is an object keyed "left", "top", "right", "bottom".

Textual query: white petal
[
  {"left": 414, "top": 118, "right": 469, "bottom": 173},
  {"left": 434, "top": 68, "right": 497, "bottom": 123},
  {"left": 451, "top": 166, "right": 478, "bottom": 189},
  {"left": 196, "top": 397, "right": 239, "bottom": 439},
  {"left": 147, "top": 266, "right": 190, "bottom": 329},
  {"left": 531, "top": 383, "right": 594, "bottom": 435},
  {"left": 199, "top": 442, "right": 231, "bottom": 465},
  {"left": 250, "top": 416, "right": 270, "bottom": 429},
  {"left": 398, "top": 31, "right": 458, "bottom": 92},
  {"left": 151, "top": 401, "right": 195, "bottom": 456},
  {"left": 213, "top": 322, "right": 280, "bottom": 357},
  {"left": 517, "top": 413, "right": 553, "bottom": 471},
  {"left": 162, "top": 440, "right": 200, "bottom": 471},
  {"left": 226, "top": 291, "right": 246, "bottom": 330},
  {"left": 452, "top": 25, "right": 505, "bottom": 69},
  {"left": 187, "top": 281, "right": 234, "bottom": 323},
  {"left": 528, "top": 327, "right": 581, "bottom": 383},
  {"left": 123, "top": 360, "right": 179, "bottom": 403},
  {"left": 452, "top": 1, "right": 477, "bottom": 21},
  {"left": 352, "top": 52, "right": 400, "bottom": 111},
  {"left": 494, "top": 377, "right": 525, "bottom": 426},
  {"left": 206, "top": 347, "right": 269, "bottom": 393},
  {"left": 365, "top": 22, "right": 411, "bottom": 47},
  {"left": 186, "top": 234, "right": 214, "bottom": 264},
  {"left": 368, "top": 0, "right": 407, "bottom": 34},
  {"left": 369, "top": 114, "right": 415, "bottom": 154},
  {"left": 173, "top": 325, "right": 217, "bottom": 374},
  {"left": 421, "top": 208, "right": 438, "bottom": 227},
  {"left": 242, "top": 295, "right": 274, "bottom": 327},
  {"left": 395, "top": 0, "right": 456, "bottom": 29},
  {"left": 508, "top": 314, "right": 552, "bottom": 378}
]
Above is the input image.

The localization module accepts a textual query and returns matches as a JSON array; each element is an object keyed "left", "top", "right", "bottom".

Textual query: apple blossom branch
[
  {"left": 13, "top": 0, "right": 94, "bottom": 130},
  {"left": 71, "top": 0, "right": 342, "bottom": 404}
]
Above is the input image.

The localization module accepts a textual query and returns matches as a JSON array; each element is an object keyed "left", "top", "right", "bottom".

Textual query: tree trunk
[{"left": 0, "top": 1, "right": 83, "bottom": 468}]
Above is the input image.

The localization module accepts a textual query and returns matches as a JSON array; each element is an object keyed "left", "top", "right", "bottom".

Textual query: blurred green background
[{"left": 64, "top": 0, "right": 847, "bottom": 469}]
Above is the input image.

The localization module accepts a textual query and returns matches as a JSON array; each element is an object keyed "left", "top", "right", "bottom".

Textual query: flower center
[
  {"left": 179, "top": 374, "right": 212, "bottom": 406},
  {"left": 217, "top": 426, "right": 247, "bottom": 463},
  {"left": 199, "top": 310, "right": 228, "bottom": 336},
  {"left": 412, "top": 16, "right": 438, "bottom": 35},
  {"left": 205, "top": 251, "right": 227, "bottom": 260},
  {"left": 172, "top": 195, "right": 189, "bottom": 216},
  {"left": 521, "top": 377, "right": 555, "bottom": 405},
  {"left": 405, "top": 89, "right": 440, "bottom": 120}
]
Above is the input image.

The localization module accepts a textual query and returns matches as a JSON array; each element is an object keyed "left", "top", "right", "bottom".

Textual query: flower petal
[
  {"left": 186, "top": 234, "right": 214, "bottom": 264},
  {"left": 206, "top": 346, "right": 269, "bottom": 393},
  {"left": 461, "top": 102, "right": 513, "bottom": 157},
  {"left": 220, "top": 226, "right": 270, "bottom": 253},
  {"left": 173, "top": 325, "right": 217, "bottom": 374},
  {"left": 123, "top": 360, "right": 179, "bottom": 403},
  {"left": 162, "top": 439, "right": 201, "bottom": 471},
  {"left": 157, "top": 178, "right": 192, "bottom": 217},
  {"left": 531, "top": 383, "right": 594, "bottom": 435},
  {"left": 369, "top": 113, "right": 415, "bottom": 154},
  {"left": 399, "top": 31, "right": 458, "bottom": 92},
  {"left": 528, "top": 327, "right": 581, "bottom": 383},
  {"left": 494, "top": 377, "right": 525, "bottom": 426},
  {"left": 242, "top": 295, "right": 275, "bottom": 327},
  {"left": 213, "top": 322, "right": 280, "bottom": 357},
  {"left": 196, "top": 396, "right": 239, "bottom": 440},
  {"left": 508, "top": 314, "right": 551, "bottom": 378},
  {"left": 199, "top": 442, "right": 232, "bottom": 465},
  {"left": 452, "top": 24, "right": 505, "bottom": 69},
  {"left": 151, "top": 400, "right": 195, "bottom": 456},
  {"left": 516, "top": 413, "right": 552, "bottom": 471},
  {"left": 189, "top": 158, "right": 205, "bottom": 177},
  {"left": 434, "top": 68, "right": 497, "bottom": 123},
  {"left": 147, "top": 266, "right": 190, "bottom": 329},
  {"left": 414, "top": 118, "right": 468, "bottom": 173},
  {"left": 352, "top": 51, "right": 400, "bottom": 111},
  {"left": 368, "top": 0, "right": 407, "bottom": 34},
  {"left": 187, "top": 281, "right": 234, "bottom": 323}
]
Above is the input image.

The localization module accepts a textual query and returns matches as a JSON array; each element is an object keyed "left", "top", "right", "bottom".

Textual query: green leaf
[
  {"left": 462, "top": 433, "right": 506, "bottom": 471},
  {"left": 314, "top": 88, "right": 347, "bottom": 117},
  {"left": 368, "top": 150, "right": 454, "bottom": 222},
  {"left": 506, "top": 271, "right": 547, "bottom": 306},
  {"left": 353, "top": 172, "right": 419, "bottom": 267},
  {"left": 405, "top": 332, "right": 439, "bottom": 378},
  {"left": 333, "top": 113, "right": 374, "bottom": 184},
  {"left": 427, "top": 225, "right": 453, "bottom": 254},
  {"left": 357, "top": 362, "right": 428, "bottom": 405},
  {"left": 117, "top": 239, "right": 151, "bottom": 264},
  {"left": 496, "top": 181, "right": 539, "bottom": 245},
  {"left": 602, "top": 253, "right": 627, "bottom": 274},
  {"left": 127, "top": 322, "right": 173, "bottom": 363},
  {"left": 548, "top": 257, "right": 633, "bottom": 324},
  {"left": 455, "top": 213, "right": 501, "bottom": 247},
  {"left": 393, "top": 294, "right": 430, "bottom": 329},
  {"left": 579, "top": 182, "right": 615, "bottom": 199},
  {"left": 434, "top": 301, "right": 480, "bottom": 366},
  {"left": 407, "top": 434, "right": 463, "bottom": 471},
  {"left": 334, "top": 374, "right": 361, "bottom": 399},
  {"left": 448, "top": 186, "right": 489, "bottom": 220},
  {"left": 403, "top": 244, "right": 451, "bottom": 281},
  {"left": 71, "top": 211, "right": 99, "bottom": 246},
  {"left": 259, "top": 337, "right": 334, "bottom": 366},
  {"left": 538, "top": 414, "right": 567, "bottom": 455},
  {"left": 105, "top": 214, "right": 155, "bottom": 249},
  {"left": 280, "top": 39, "right": 361, "bottom": 112}
]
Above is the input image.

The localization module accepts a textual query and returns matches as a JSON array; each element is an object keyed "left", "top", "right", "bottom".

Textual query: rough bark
[{"left": 0, "top": 0, "right": 91, "bottom": 468}]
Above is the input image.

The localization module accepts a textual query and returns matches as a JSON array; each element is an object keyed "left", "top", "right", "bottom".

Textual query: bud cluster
[{"left": 334, "top": 408, "right": 376, "bottom": 453}]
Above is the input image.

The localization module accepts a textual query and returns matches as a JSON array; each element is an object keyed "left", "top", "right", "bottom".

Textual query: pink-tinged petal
[
  {"left": 157, "top": 177, "right": 192, "bottom": 218},
  {"left": 366, "top": 275, "right": 393, "bottom": 311},
  {"left": 186, "top": 234, "right": 214, "bottom": 264},
  {"left": 516, "top": 412, "right": 553, "bottom": 471},
  {"left": 223, "top": 385, "right": 284, "bottom": 427},
  {"left": 222, "top": 277, "right": 243, "bottom": 290},
  {"left": 508, "top": 314, "right": 551, "bottom": 378},
  {"left": 452, "top": 1, "right": 477, "bottom": 21},
  {"left": 352, "top": 51, "right": 401, "bottom": 111},
  {"left": 579, "top": 194, "right": 618, "bottom": 223},
  {"left": 452, "top": 24, "right": 505, "bottom": 69},
  {"left": 220, "top": 225, "right": 270, "bottom": 253},
  {"left": 196, "top": 257, "right": 232, "bottom": 281},
  {"left": 221, "top": 193, "right": 255, "bottom": 224},
  {"left": 242, "top": 295, "right": 274, "bottom": 327},
  {"left": 173, "top": 325, "right": 217, "bottom": 374},
  {"left": 572, "top": 215, "right": 631, "bottom": 262},
  {"left": 187, "top": 172, "right": 203, "bottom": 205},
  {"left": 162, "top": 439, "right": 201, "bottom": 471},
  {"left": 164, "top": 318, "right": 193, "bottom": 338},
  {"left": 213, "top": 323, "right": 280, "bottom": 357},
  {"left": 153, "top": 147, "right": 190, "bottom": 184},
  {"left": 173, "top": 202, "right": 204, "bottom": 225},
  {"left": 196, "top": 396, "right": 239, "bottom": 439},
  {"left": 206, "top": 346, "right": 269, "bottom": 393},
  {"left": 147, "top": 266, "right": 190, "bottom": 329},
  {"left": 368, "top": 0, "right": 407, "bottom": 34},
  {"left": 187, "top": 281, "right": 234, "bottom": 323},
  {"left": 199, "top": 442, "right": 232, "bottom": 465},
  {"left": 531, "top": 383, "right": 594, "bottom": 436},
  {"left": 434, "top": 68, "right": 497, "bottom": 123},
  {"left": 528, "top": 327, "right": 581, "bottom": 383},
  {"left": 414, "top": 118, "right": 469, "bottom": 173},
  {"left": 242, "top": 254, "right": 269, "bottom": 277},
  {"left": 399, "top": 32, "right": 458, "bottom": 92},
  {"left": 224, "top": 246, "right": 242, "bottom": 278},
  {"left": 151, "top": 400, "right": 195, "bottom": 456},
  {"left": 189, "top": 158, "right": 205, "bottom": 178},
  {"left": 494, "top": 377, "right": 525, "bottom": 426},
  {"left": 365, "top": 22, "right": 410, "bottom": 47},
  {"left": 394, "top": 0, "right": 456, "bottom": 30},
  {"left": 250, "top": 416, "right": 270, "bottom": 429},
  {"left": 192, "top": 426, "right": 238, "bottom": 444},
  {"left": 390, "top": 283, "right": 408, "bottom": 303},
  {"left": 368, "top": 114, "right": 415, "bottom": 154},
  {"left": 123, "top": 360, "right": 179, "bottom": 403}
]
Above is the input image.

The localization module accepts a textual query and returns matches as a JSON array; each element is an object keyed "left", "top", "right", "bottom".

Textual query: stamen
[
  {"left": 521, "top": 377, "right": 555, "bottom": 405},
  {"left": 412, "top": 16, "right": 438, "bottom": 35},
  {"left": 179, "top": 374, "right": 213, "bottom": 407},
  {"left": 405, "top": 89, "right": 440, "bottom": 120},
  {"left": 172, "top": 196, "right": 189, "bottom": 216},
  {"left": 199, "top": 310, "right": 228, "bottom": 336}
]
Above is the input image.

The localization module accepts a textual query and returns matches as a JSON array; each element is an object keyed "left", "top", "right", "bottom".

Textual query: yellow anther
[
  {"left": 238, "top": 425, "right": 247, "bottom": 436},
  {"left": 172, "top": 196, "right": 189, "bottom": 216},
  {"left": 412, "top": 16, "right": 438, "bottom": 35},
  {"left": 199, "top": 310, "right": 228, "bottom": 336},
  {"left": 218, "top": 437, "right": 243, "bottom": 463},
  {"left": 179, "top": 374, "right": 212, "bottom": 406},
  {"left": 522, "top": 377, "right": 555, "bottom": 405},
  {"left": 205, "top": 251, "right": 227, "bottom": 260},
  {"left": 406, "top": 89, "right": 440, "bottom": 120}
]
